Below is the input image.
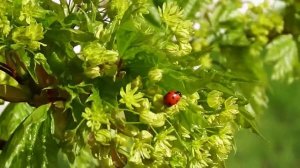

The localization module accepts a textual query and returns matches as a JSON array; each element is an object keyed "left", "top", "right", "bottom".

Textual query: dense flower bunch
[{"left": 0, "top": 0, "right": 299, "bottom": 167}]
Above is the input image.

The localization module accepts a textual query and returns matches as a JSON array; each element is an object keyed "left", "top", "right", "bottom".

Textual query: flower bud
[
  {"left": 116, "top": 133, "right": 131, "bottom": 146},
  {"left": 146, "top": 85, "right": 162, "bottom": 96},
  {"left": 103, "top": 64, "right": 117, "bottom": 77},
  {"left": 166, "top": 43, "right": 180, "bottom": 56},
  {"left": 224, "top": 97, "right": 239, "bottom": 114},
  {"left": 148, "top": 68, "right": 163, "bottom": 82},
  {"left": 136, "top": 98, "right": 151, "bottom": 112},
  {"left": 122, "top": 125, "right": 139, "bottom": 137},
  {"left": 151, "top": 113, "right": 166, "bottom": 128},
  {"left": 175, "top": 28, "right": 190, "bottom": 40},
  {"left": 95, "top": 129, "right": 115, "bottom": 146},
  {"left": 139, "top": 111, "right": 166, "bottom": 127},
  {"left": 139, "top": 130, "right": 153, "bottom": 142},
  {"left": 188, "top": 92, "right": 200, "bottom": 104},
  {"left": 179, "top": 43, "right": 192, "bottom": 56},
  {"left": 207, "top": 90, "right": 224, "bottom": 109},
  {"left": 84, "top": 66, "right": 101, "bottom": 79},
  {"left": 199, "top": 54, "right": 212, "bottom": 69},
  {"left": 131, "top": 76, "right": 143, "bottom": 89},
  {"left": 153, "top": 94, "right": 164, "bottom": 109}
]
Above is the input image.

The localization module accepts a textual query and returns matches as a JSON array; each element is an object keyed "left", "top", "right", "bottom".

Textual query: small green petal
[
  {"left": 126, "top": 83, "right": 131, "bottom": 92},
  {"left": 134, "top": 92, "right": 144, "bottom": 99},
  {"left": 132, "top": 102, "right": 141, "bottom": 108},
  {"left": 119, "top": 98, "right": 125, "bottom": 104},
  {"left": 120, "top": 87, "right": 126, "bottom": 97},
  {"left": 132, "top": 86, "right": 139, "bottom": 93}
]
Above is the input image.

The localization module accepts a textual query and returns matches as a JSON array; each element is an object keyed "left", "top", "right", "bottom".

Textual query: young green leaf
[
  {"left": 0, "top": 104, "right": 59, "bottom": 168},
  {"left": 0, "top": 103, "right": 34, "bottom": 140}
]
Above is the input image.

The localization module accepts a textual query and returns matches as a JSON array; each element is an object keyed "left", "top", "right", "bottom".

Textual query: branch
[
  {"left": 0, "top": 84, "right": 30, "bottom": 102},
  {"left": 0, "top": 62, "right": 24, "bottom": 84}
]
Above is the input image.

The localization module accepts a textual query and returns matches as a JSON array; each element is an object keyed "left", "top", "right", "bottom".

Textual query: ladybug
[{"left": 164, "top": 90, "right": 182, "bottom": 107}]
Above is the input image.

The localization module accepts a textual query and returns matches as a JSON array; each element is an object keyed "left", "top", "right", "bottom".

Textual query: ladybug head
[{"left": 175, "top": 91, "right": 182, "bottom": 97}]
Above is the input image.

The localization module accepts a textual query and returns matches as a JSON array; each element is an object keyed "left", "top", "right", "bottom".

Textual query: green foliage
[
  {"left": 0, "top": 0, "right": 299, "bottom": 167},
  {"left": 228, "top": 80, "right": 300, "bottom": 168},
  {"left": 265, "top": 35, "right": 299, "bottom": 83}
]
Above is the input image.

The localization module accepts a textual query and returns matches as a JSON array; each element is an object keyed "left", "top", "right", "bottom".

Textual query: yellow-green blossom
[
  {"left": 84, "top": 66, "right": 101, "bottom": 79},
  {"left": 95, "top": 129, "right": 115, "bottom": 146},
  {"left": 0, "top": 15, "right": 11, "bottom": 36},
  {"left": 12, "top": 23, "right": 45, "bottom": 50},
  {"left": 159, "top": 2, "right": 192, "bottom": 57},
  {"left": 208, "top": 132, "right": 233, "bottom": 161},
  {"left": 224, "top": 96, "right": 239, "bottom": 115},
  {"left": 159, "top": 2, "right": 183, "bottom": 27},
  {"left": 153, "top": 128, "right": 176, "bottom": 158},
  {"left": 131, "top": 76, "right": 143, "bottom": 89},
  {"left": 153, "top": 94, "right": 164, "bottom": 109},
  {"left": 80, "top": 42, "right": 119, "bottom": 67},
  {"left": 139, "top": 110, "right": 166, "bottom": 127},
  {"left": 136, "top": 98, "right": 151, "bottom": 112},
  {"left": 199, "top": 54, "right": 212, "bottom": 69},
  {"left": 207, "top": 90, "right": 224, "bottom": 109},
  {"left": 190, "top": 140, "right": 212, "bottom": 167},
  {"left": 19, "top": 0, "right": 48, "bottom": 24},
  {"left": 170, "top": 148, "right": 188, "bottom": 167},
  {"left": 129, "top": 140, "right": 153, "bottom": 165},
  {"left": 82, "top": 107, "right": 108, "bottom": 131},
  {"left": 139, "top": 130, "right": 153, "bottom": 142},
  {"left": 148, "top": 68, "right": 163, "bottom": 82},
  {"left": 119, "top": 83, "right": 144, "bottom": 109}
]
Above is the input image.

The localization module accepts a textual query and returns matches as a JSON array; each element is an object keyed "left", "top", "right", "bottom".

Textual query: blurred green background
[{"left": 227, "top": 81, "right": 300, "bottom": 168}]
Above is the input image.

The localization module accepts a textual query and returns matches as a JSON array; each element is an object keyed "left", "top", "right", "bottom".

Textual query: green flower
[
  {"left": 212, "top": 97, "right": 240, "bottom": 124},
  {"left": 159, "top": 2, "right": 192, "bottom": 57},
  {"left": 190, "top": 140, "right": 212, "bottom": 167},
  {"left": 84, "top": 66, "right": 101, "bottom": 79},
  {"left": 207, "top": 90, "right": 224, "bottom": 109},
  {"left": 12, "top": 23, "right": 45, "bottom": 50},
  {"left": 189, "top": 92, "right": 200, "bottom": 104},
  {"left": 224, "top": 96, "right": 239, "bottom": 115},
  {"left": 148, "top": 68, "right": 163, "bottom": 82},
  {"left": 153, "top": 128, "right": 176, "bottom": 158},
  {"left": 209, "top": 133, "right": 233, "bottom": 161},
  {"left": 165, "top": 42, "right": 192, "bottom": 57},
  {"left": 131, "top": 76, "right": 143, "bottom": 89},
  {"left": 129, "top": 140, "right": 153, "bottom": 165},
  {"left": 119, "top": 83, "right": 144, "bottom": 109},
  {"left": 82, "top": 107, "right": 108, "bottom": 131},
  {"left": 0, "top": 15, "right": 11, "bottom": 36},
  {"left": 139, "top": 130, "right": 153, "bottom": 142},
  {"left": 80, "top": 42, "right": 118, "bottom": 67},
  {"left": 139, "top": 110, "right": 166, "bottom": 127},
  {"left": 136, "top": 98, "right": 151, "bottom": 112},
  {"left": 159, "top": 2, "right": 183, "bottom": 27},
  {"left": 170, "top": 148, "right": 187, "bottom": 167},
  {"left": 110, "top": 0, "right": 130, "bottom": 20},
  {"left": 19, "top": 0, "right": 48, "bottom": 24},
  {"left": 199, "top": 54, "right": 212, "bottom": 69},
  {"left": 153, "top": 94, "right": 164, "bottom": 109},
  {"left": 95, "top": 129, "right": 116, "bottom": 146}
]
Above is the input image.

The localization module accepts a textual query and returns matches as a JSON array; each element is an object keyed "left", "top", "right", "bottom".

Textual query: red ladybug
[{"left": 164, "top": 90, "right": 182, "bottom": 107}]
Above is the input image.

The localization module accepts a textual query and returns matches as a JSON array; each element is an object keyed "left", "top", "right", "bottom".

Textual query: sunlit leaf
[
  {"left": 0, "top": 103, "right": 34, "bottom": 140},
  {"left": 0, "top": 104, "right": 59, "bottom": 168},
  {"left": 265, "top": 35, "right": 299, "bottom": 82}
]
